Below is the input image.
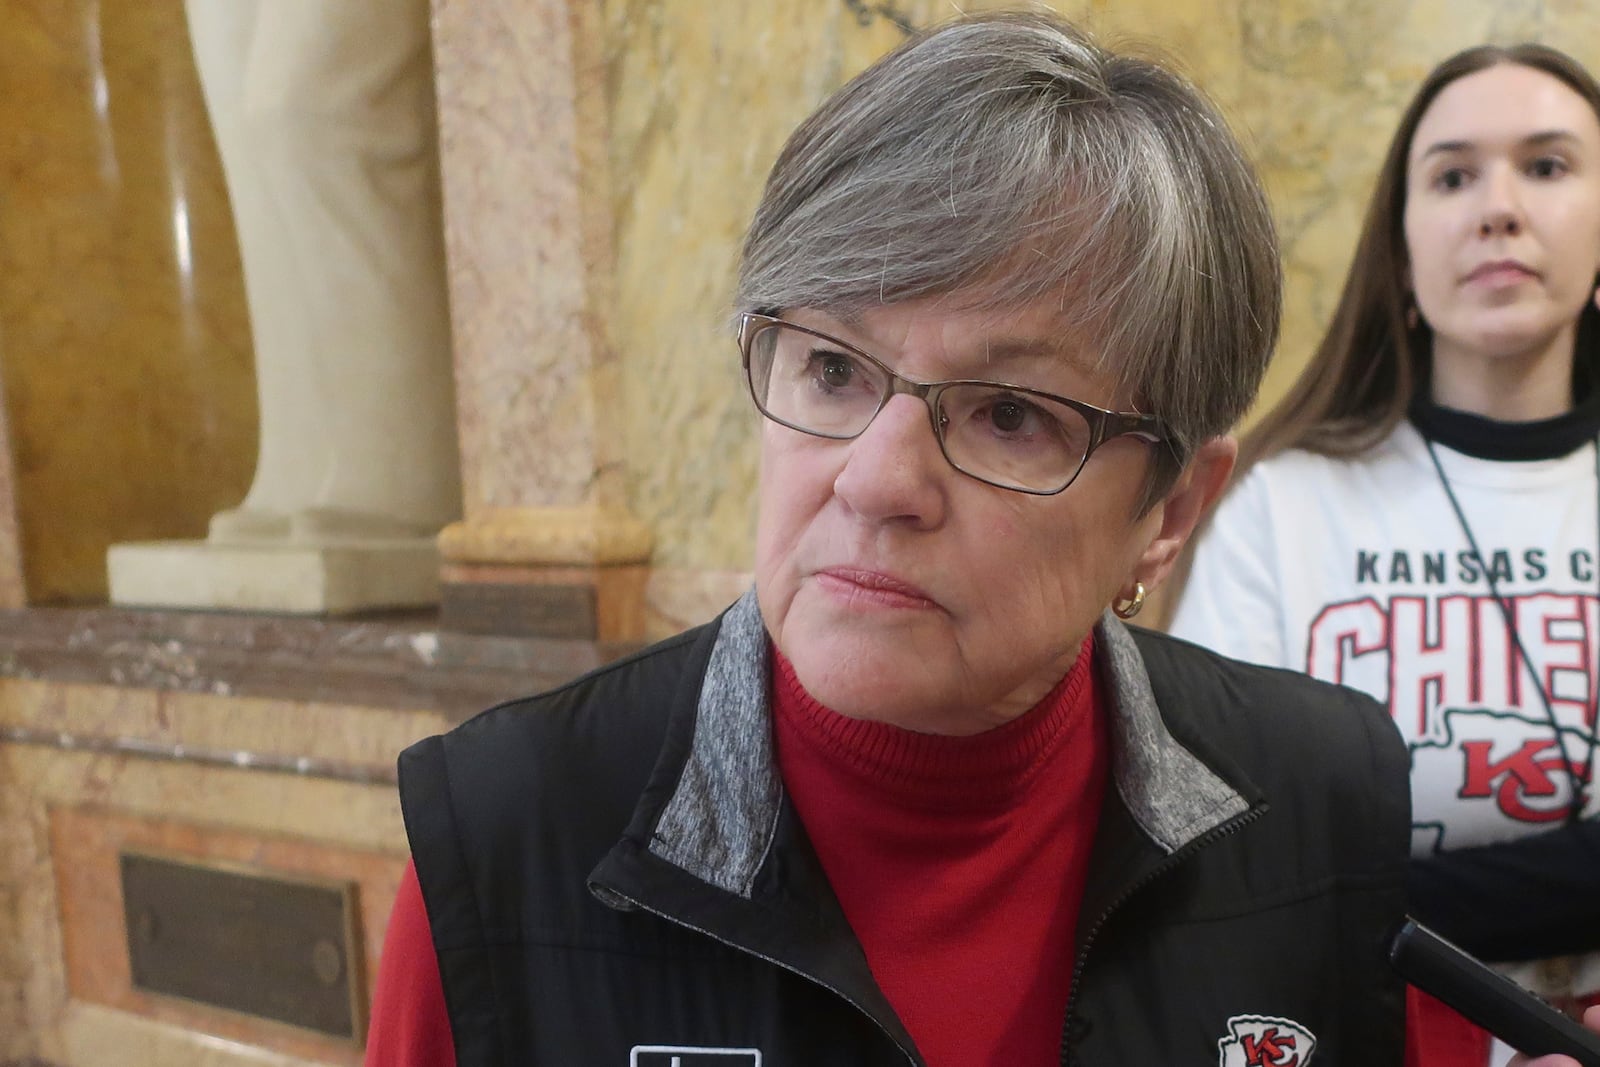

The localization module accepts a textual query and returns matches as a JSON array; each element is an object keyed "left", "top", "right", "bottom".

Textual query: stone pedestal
[
  {"left": 437, "top": 507, "right": 650, "bottom": 640},
  {"left": 107, "top": 540, "right": 439, "bottom": 615}
]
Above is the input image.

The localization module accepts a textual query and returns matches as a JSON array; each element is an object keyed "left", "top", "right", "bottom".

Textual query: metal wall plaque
[{"left": 119, "top": 850, "right": 365, "bottom": 1041}]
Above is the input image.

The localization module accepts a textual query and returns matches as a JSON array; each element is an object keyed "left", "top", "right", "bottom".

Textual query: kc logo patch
[
  {"left": 1217, "top": 1014, "right": 1316, "bottom": 1067},
  {"left": 629, "top": 1046, "right": 762, "bottom": 1066}
]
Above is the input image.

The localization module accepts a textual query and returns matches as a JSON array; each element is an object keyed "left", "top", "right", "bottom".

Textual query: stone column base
[
  {"left": 436, "top": 507, "right": 653, "bottom": 641},
  {"left": 439, "top": 561, "right": 647, "bottom": 641},
  {"left": 107, "top": 539, "right": 440, "bottom": 614}
]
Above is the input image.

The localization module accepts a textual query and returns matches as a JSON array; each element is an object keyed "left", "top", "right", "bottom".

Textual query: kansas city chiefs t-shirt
[{"left": 1173, "top": 419, "right": 1599, "bottom": 853}]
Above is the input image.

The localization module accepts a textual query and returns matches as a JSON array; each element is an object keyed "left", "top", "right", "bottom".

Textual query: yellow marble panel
[
  {"left": 609, "top": 0, "right": 984, "bottom": 572},
  {"left": 0, "top": 1, "right": 256, "bottom": 603},
  {"left": 607, "top": 0, "right": 1600, "bottom": 574}
]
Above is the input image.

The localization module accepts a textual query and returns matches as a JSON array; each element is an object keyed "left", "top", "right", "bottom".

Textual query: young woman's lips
[
  {"left": 815, "top": 567, "right": 940, "bottom": 610},
  {"left": 1463, "top": 260, "right": 1538, "bottom": 286}
]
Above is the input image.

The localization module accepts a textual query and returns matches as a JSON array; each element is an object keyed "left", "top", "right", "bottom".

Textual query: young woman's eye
[
  {"left": 1528, "top": 156, "right": 1568, "bottom": 179},
  {"left": 1435, "top": 167, "right": 1470, "bottom": 191}
]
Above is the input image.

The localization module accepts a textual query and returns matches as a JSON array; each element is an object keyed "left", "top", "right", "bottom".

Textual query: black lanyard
[{"left": 1424, "top": 439, "right": 1599, "bottom": 824}]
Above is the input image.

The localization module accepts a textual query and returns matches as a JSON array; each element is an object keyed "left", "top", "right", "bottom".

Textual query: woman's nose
[
  {"left": 1478, "top": 168, "right": 1524, "bottom": 237},
  {"left": 831, "top": 394, "right": 948, "bottom": 527}
]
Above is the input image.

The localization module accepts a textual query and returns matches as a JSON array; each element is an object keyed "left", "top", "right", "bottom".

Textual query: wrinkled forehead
[{"left": 822, "top": 260, "right": 1137, "bottom": 387}]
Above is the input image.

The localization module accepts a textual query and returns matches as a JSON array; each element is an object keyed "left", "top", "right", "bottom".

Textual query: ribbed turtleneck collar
[
  {"left": 769, "top": 636, "right": 1097, "bottom": 812},
  {"left": 1409, "top": 387, "right": 1600, "bottom": 461}
]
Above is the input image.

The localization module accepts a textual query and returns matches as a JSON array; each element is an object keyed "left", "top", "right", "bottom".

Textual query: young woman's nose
[
  {"left": 831, "top": 394, "right": 948, "bottom": 527},
  {"left": 1477, "top": 166, "right": 1525, "bottom": 238}
]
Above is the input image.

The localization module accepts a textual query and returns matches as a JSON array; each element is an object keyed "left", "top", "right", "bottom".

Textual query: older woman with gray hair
[{"left": 366, "top": 11, "right": 1415, "bottom": 1066}]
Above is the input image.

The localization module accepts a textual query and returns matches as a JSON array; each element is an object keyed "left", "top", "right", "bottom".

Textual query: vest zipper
[
  {"left": 1058, "top": 803, "right": 1266, "bottom": 1067},
  {"left": 596, "top": 885, "right": 925, "bottom": 1066}
]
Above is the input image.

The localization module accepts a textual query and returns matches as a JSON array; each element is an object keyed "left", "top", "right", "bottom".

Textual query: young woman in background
[{"left": 1169, "top": 43, "right": 1600, "bottom": 1067}]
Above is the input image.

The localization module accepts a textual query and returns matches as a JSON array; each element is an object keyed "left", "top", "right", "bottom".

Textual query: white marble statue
[{"left": 185, "top": 0, "right": 461, "bottom": 544}]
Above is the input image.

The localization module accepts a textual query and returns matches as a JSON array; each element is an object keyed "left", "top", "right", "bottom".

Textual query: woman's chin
[{"left": 785, "top": 647, "right": 952, "bottom": 728}]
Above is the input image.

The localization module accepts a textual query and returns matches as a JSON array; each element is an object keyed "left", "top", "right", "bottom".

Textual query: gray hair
[{"left": 735, "top": 11, "right": 1281, "bottom": 498}]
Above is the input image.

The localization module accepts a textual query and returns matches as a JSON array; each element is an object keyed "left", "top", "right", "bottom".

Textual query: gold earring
[{"left": 1113, "top": 581, "right": 1146, "bottom": 620}]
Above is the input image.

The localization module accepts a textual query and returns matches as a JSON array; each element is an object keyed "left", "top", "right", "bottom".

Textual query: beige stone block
[
  {"left": 0, "top": 678, "right": 164, "bottom": 738},
  {"left": 437, "top": 506, "right": 652, "bottom": 566},
  {"left": 156, "top": 690, "right": 447, "bottom": 772},
  {"left": 106, "top": 539, "right": 440, "bottom": 614},
  {"left": 10, "top": 746, "right": 404, "bottom": 854},
  {"left": 63, "top": 1002, "right": 329, "bottom": 1067}
]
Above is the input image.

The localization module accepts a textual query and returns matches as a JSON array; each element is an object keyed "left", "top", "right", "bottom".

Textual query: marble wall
[
  {"left": 0, "top": 0, "right": 256, "bottom": 604},
  {"left": 604, "top": 0, "right": 1600, "bottom": 588}
]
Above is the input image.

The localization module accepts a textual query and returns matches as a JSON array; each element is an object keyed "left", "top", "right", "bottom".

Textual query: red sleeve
[
  {"left": 365, "top": 859, "right": 456, "bottom": 1067},
  {"left": 1405, "top": 984, "right": 1490, "bottom": 1067}
]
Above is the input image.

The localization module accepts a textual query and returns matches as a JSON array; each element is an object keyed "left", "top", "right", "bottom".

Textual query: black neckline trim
[{"left": 1408, "top": 392, "right": 1600, "bottom": 461}]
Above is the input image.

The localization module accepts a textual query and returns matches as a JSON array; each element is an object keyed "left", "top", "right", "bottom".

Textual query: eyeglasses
[{"left": 738, "top": 313, "right": 1170, "bottom": 495}]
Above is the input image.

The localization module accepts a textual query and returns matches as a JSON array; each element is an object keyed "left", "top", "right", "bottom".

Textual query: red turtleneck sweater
[{"left": 771, "top": 637, "right": 1107, "bottom": 1065}]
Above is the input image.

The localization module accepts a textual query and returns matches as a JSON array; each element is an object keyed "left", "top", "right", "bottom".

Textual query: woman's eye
[
  {"left": 990, "top": 398, "right": 1030, "bottom": 433},
  {"left": 1529, "top": 156, "right": 1567, "bottom": 179},
  {"left": 814, "top": 352, "right": 855, "bottom": 388},
  {"left": 1436, "top": 167, "right": 1469, "bottom": 191},
  {"left": 978, "top": 394, "right": 1055, "bottom": 439}
]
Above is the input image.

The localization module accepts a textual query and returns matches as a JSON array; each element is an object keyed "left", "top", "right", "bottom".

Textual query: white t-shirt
[{"left": 1170, "top": 421, "right": 1600, "bottom": 1003}]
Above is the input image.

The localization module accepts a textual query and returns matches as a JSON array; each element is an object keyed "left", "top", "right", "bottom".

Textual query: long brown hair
[{"left": 1238, "top": 42, "right": 1600, "bottom": 475}]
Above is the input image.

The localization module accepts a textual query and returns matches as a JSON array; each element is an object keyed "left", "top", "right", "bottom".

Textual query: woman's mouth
[
  {"left": 815, "top": 567, "right": 940, "bottom": 610},
  {"left": 1463, "top": 259, "right": 1538, "bottom": 286}
]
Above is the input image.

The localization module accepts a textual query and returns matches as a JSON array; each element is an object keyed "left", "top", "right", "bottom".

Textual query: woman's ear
[{"left": 1133, "top": 435, "right": 1238, "bottom": 595}]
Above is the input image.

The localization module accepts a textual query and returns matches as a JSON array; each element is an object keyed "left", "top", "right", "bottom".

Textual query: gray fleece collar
[{"left": 650, "top": 588, "right": 1249, "bottom": 898}]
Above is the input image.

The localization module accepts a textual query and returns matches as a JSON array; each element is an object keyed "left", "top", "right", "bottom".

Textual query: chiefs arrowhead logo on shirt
[{"left": 1217, "top": 1014, "right": 1316, "bottom": 1067}]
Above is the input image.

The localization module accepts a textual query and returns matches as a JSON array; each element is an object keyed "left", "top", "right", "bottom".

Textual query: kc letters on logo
[
  {"left": 629, "top": 1046, "right": 762, "bottom": 1067},
  {"left": 1218, "top": 1014, "right": 1316, "bottom": 1067}
]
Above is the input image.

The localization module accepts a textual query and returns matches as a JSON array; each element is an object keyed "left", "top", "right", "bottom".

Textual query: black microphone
[{"left": 1390, "top": 919, "right": 1600, "bottom": 1066}]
